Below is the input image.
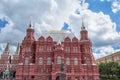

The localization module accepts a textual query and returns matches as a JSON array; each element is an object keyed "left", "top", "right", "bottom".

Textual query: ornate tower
[
  {"left": 3, "top": 41, "right": 10, "bottom": 54},
  {"left": 20, "top": 18, "right": 35, "bottom": 64},
  {"left": 15, "top": 42, "right": 20, "bottom": 54},
  {"left": 80, "top": 18, "right": 88, "bottom": 41},
  {"left": 80, "top": 18, "right": 95, "bottom": 65}
]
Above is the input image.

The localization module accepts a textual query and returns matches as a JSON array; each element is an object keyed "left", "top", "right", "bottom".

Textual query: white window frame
[
  {"left": 74, "top": 58, "right": 78, "bottom": 65},
  {"left": 47, "top": 46, "right": 51, "bottom": 52},
  {"left": 65, "top": 47, "right": 70, "bottom": 53},
  {"left": 25, "top": 57, "right": 29, "bottom": 65},
  {"left": 39, "top": 57, "right": 43, "bottom": 65},
  {"left": 87, "top": 58, "right": 91, "bottom": 64},
  {"left": 26, "top": 46, "right": 30, "bottom": 52},
  {"left": 57, "top": 56, "right": 61, "bottom": 64},
  {"left": 39, "top": 46, "right": 44, "bottom": 52},
  {"left": 66, "top": 58, "right": 70, "bottom": 65},
  {"left": 47, "top": 57, "right": 51, "bottom": 65},
  {"left": 73, "top": 46, "right": 78, "bottom": 53}
]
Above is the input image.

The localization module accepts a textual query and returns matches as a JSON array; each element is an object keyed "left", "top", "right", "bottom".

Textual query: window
[
  {"left": 38, "top": 77, "right": 42, "bottom": 80},
  {"left": 39, "top": 57, "right": 43, "bottom": 65},
  {"left": 26, "top": 46, "right": 30, "bottom": 52},
  {"left": 66, "top": 58, "right": 70, "bottom": 65},
  {"left": 47, "top": 57, "right": 51, "bottom": 65},
  {"left": 57, "top": 56, "right": 61, "bottom": 64},
  {"left": 74, "top": 58, "right": 78, "bottom": 65},
  {"left": 47, "top": 46, "right": 52, "bottom": 52},
  {"left": 39, "top": 46, "right": 44, "bottom": 52},
  {"left": 86, "top": 47, "right": 90, "bottom": 53},
  {"left": 73, "top": 46, "right": 78, "bottom": 53},
  {"left": 25, "top": 57, "right": 29, "bottom": 65},
  {"left": 65, "top": 47, "right": 70, "bottom": 53},
  {"left": 87, "top": 58, "right": 91, "bottom": 64},
  {"left": 114, "top": 56, "right": 119, "bottom": 61}
]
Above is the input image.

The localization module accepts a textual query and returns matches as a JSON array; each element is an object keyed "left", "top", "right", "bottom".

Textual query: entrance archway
[{"left": 56, "top": 76, "right": 60, "bottom": 80}]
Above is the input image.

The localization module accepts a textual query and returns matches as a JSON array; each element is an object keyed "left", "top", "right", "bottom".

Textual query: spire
[
  {"left": 28, "top": 16, "right": 33, "bottom": 28},
  {"left": 4, "top": 41, "right": 10, "bottom": 53},
  {"left": 16, "top": 42, "right": 20, "bottom": 54},
  {"left": 81, "top": 17, "right": 85, "bottom": 30}
]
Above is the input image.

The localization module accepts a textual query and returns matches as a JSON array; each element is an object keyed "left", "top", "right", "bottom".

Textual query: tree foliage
[{"left": 98, "top": 62, "right": 120, "bottom": 80}]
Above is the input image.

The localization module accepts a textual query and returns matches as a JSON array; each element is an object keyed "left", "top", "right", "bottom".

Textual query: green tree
[{"left": 98, "top": 62, "right": 120, "bottom": 80}]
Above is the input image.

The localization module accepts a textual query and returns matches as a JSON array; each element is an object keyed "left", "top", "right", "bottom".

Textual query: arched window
[
  {"left": 66, "top": 58, "right": 70, "bottom": 65},
  {"left": 73, "top": 46, "right": 78, "bottom": 53},
  {"left": 26, "top": 46, "right": 30, "bottom": 52},
  {"left": 39, "top": 57, "right": 43, "bottom": 65},
  {"left": 74, "top": 58, "right": 78, "bottom": 65},
  {"left": 25, "top": 57, "right": 29, "bottom": 65},
  {"left": 87, "top": 58, "right": 91, "bottom": 64},
  {"left": 39, "top": 46, "right": 44, "bottom": 52},
  {"left": 86, "top": 47, "right": 90, "bottom": 53},
  {"left": 65, "top": 47, "right": 70, "bottom": 53},
  {"left": 47, "top": 57, "right": 51, "bottom": 65},
  {"left": 57, "top": 56, "right": 61, "bottom": 64},
  {"left": 47, "top": 46, "right": 52, "bottom": 52}
]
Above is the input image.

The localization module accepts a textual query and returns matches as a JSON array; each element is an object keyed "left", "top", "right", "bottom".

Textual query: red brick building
[
  {"left": 0, "top": 20, "right": 99, "bottom": 80},
  {"left": 0, "top": 42, "right": 20, "bottom": 79}
]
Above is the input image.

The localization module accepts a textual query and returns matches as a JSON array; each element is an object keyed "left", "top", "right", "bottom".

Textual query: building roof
[
  {"left": 96, "top": 51, "right": 120, "bottom": 61},
  {"left": 4, "top": 41, "right": 10, "bottom": 53},
  {"left": 39, "top": 30, "right": 75, "bottom": 43}
]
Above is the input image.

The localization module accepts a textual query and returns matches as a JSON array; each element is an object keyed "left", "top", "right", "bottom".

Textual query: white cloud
[
  {"left": 0, "top": 0, "right": 80, "bottom": 52},
  {"left": 0, "top": 0, "right": 120, "bottom": 59},
  {"left": 93, "top": 45, "right": 120, "bottom": 59},
  {"left": 69, "top": 9, "right": 120, "bottom": 47},
  {"left": 100, "top": 0, "right": 104, "bottom": 2},
  {"left": 112, "top": 0, "right": 120, "bottom": 13}
]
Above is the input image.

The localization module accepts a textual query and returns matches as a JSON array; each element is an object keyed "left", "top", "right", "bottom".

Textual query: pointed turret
[
  {"left": 16, "top": 42, "right": 21, "bottom": 54},
  {"left": 24, "top": 16, "right": 35, "bottom": 41},
  {"left": 21, "top": 17, "right": 36, "bottom": 64},
  {"left": 4, "top": 41, "right": 10, "bottom": 54},
  {"left": 81, "top": 17, "right": 85, "bottom": 30},
  {"left": 28, "top": 16, "right": 33, "bottom": 28},
  {"left": 80, "top": 17, "right": 88, "bottom": 40}
]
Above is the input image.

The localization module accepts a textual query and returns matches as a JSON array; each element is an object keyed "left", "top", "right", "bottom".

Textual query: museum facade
[{"left": 0, "top": 20, "right": 99, "bottom": 80}]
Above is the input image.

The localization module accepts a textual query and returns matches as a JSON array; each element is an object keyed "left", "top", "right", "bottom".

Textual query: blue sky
[
  {"left": 0, "top": 0, "right": 120, "bottom": 59},
  {"left": 0, "top": 19, "right": 8, "bottom": 30},
  {"left": 86, "top": 0, "right": 120, "bottom": 32}
]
